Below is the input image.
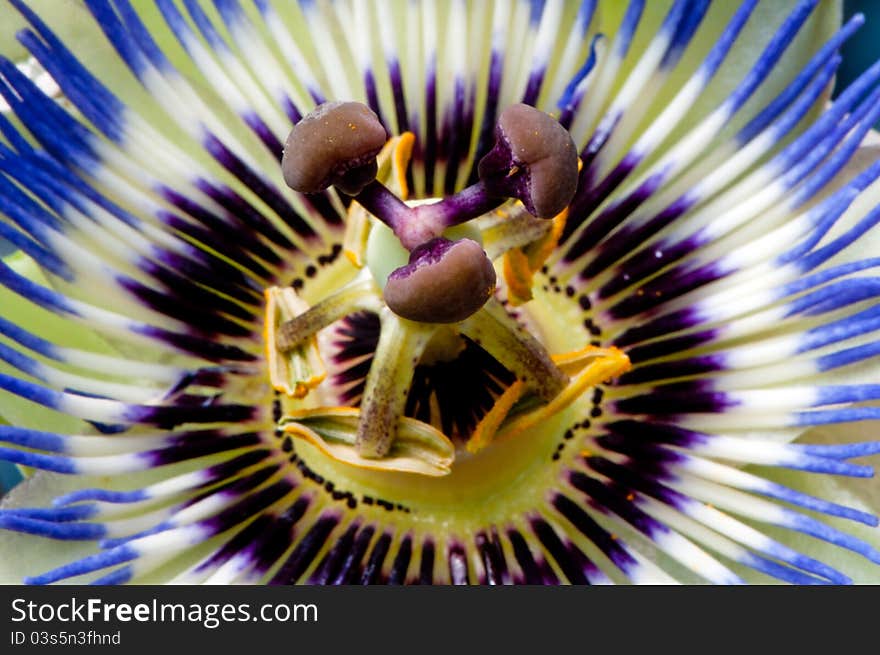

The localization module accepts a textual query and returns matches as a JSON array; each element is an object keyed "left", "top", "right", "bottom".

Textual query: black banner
[{"left": 0, "top": 585, "right": 875, "bottom": 652}]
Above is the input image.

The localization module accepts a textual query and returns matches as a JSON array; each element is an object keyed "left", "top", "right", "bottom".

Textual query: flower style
[{"left": 0, "top": 0, "right": 879, "bottom": 584}]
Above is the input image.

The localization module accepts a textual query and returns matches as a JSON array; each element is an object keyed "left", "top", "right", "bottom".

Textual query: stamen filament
[
  {"left": 264, "top": 287, "right": 325, "bottom": 398},
  {"left": 467, "top": 381, "right": 526, "bottom": 454},
  {"left": 281, "top": 407, "right": 454, "bottom": 477},
  {"left": 503, "top": 248, "right": 537, "bottom": 306},
  {"left": 343, "top": 199, "right": 372, "bottom": 268},
  {"left": 459, "top": 299, "right": 568, "bottom": 401},
  {"left": 552, "top": 345, "right": 629, "bottom": 376},
  {"left": 498, "top": 347, "right": 630, "bottom": 442},
  {"left": 355, "top": 309, "right": 437, "bottom": 458},
  {"left": 466, "top": 347, "right": 631, "bottom": 453},
  {"left": 502, "top": 209, "right": 568, "bottom": 305},
  {"left": 276, "top": 277, "right": 381, "bottom": 352}
]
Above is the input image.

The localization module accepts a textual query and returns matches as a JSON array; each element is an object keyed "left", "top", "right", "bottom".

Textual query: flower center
[{"left": 265, "top": 103, "right": 630, "bottom": 499}]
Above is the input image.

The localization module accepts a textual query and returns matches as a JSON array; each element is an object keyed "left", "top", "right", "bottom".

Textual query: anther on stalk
[
  {"left": 281, "top": 101, "right": 388, "bottom": 195},
  {"left": 283, "top": 102, "right": 579, "bottom": 251},
  {"left": 383, "top": 237, "right": 497, "bottom": 323},
  {"left": 281, "top": 101, "right": 579, "bottom": 326},
  {"left": 478, "top": 103, "right": 579, "bottom": 219}
]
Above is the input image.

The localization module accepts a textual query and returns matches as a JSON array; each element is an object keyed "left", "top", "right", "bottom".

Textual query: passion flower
[{"left": 0, "top": 0, "right": 879, "bottom": 585}]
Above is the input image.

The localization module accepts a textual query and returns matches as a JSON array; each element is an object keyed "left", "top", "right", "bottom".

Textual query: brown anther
[
  {"left": 383, "top": 238, "right": 497, "bottom": 323},
  {"left": 282, "top": 101, "right": 388, "bottom": 196},
  {"left": 478, "top": 103, "right": 579, "bottom": 218}
]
